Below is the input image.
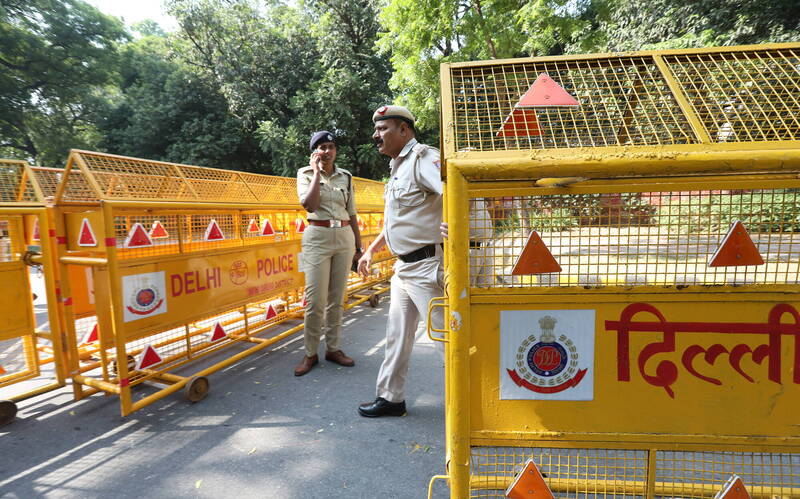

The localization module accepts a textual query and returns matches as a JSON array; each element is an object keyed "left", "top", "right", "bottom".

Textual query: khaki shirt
[
  {"left": 297, "top": 166, "right": 356, "bottom": 221},
  {"left": 469, "top": 198, "right": 493, "bottom": 242},
  {"left": 383, "top": 138, "right": 443, "bottom": 256}
]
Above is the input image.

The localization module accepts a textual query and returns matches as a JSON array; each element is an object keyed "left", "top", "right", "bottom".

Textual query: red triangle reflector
[
  {"left": 260, "top": 219, "right": 275, "bottom": 236},
  {"left": 124, "top": 223, "right": 153, "bottom": 248},
  {"left": 31, "top": 218, "right": 40, "bottom": 242},
  {"left": 135, "top": 344, "right": 162, "bottom": 370},
  {"left": 81, "top": 323, "right": 98, "bottom": 344},
  {"left": 209, "top": 322, "right": 227, "bottom": 342},
  {"left": 149, "top": 220, "right": 169, "bottom": 239},
  {"left": 0, "top": 364, "right": 5, "bottom": 375},
  {"left": 265, "top": 303, "right": 278, "bottom": 320},
  {"left": 512, "top": 231, "right": 562, "bottom": 275},
  {"left": 302, "top": 293, "right": 308, "bottom": 308},
  {"left": 247, "top": 218, "right": 260, "bottom": 233},
  {"left": 78, "top": 218, "right": 98, "bottom": 247},
  {"left": 295, "top": 218, "right": 306, "bottom": 233},
  {"left": 714, "top": 474, "right": 751, "bottom": 499},
  {"left": 708, "top": 220, "right": 764, "bottom": 267},
  {"left": 498, "top": 107, "right": 542, "bottom": 137},
  {"left": 519, "top": 73, "right": 579, "bottom": 107},
  {"left": 358, "top": 217, "right": 366, "bottom": 231},
  {"left": 505, "top": 459, "right": 554, "bottom": 499},
  {"left": 204, "top": 219, "right": 225, "bottom": 241}
]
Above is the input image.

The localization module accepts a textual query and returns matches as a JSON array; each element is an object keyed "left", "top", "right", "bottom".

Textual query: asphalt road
[{"left": 0, "top": 300, "right": 450, "bottom": 499}]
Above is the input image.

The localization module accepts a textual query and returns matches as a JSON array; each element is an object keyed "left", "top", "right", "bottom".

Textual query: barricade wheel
[
  {"left": 0, "top": 400, "right": 18, "bottom": 427},
  {"left": 185, "top": 376, "right": 209, "bottom": 403},
  {"left": 368, "top": 294, "right": 380, "bottom": 307}
]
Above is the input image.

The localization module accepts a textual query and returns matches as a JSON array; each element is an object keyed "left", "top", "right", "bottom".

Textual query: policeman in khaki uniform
[
  {"left": 295, "top": 131, "right": 363, "bottom": 376},
  {"left": 357, "top": 105, "right": 445, "bottom": 417}
]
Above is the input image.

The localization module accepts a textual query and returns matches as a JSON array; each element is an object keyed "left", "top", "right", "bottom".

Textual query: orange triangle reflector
[
  {"left": 519, "top": 73, "right": 579, "bottom": 107},
  {"left": 135, "top": 344, "right": 162, "bottom": 370},
  {"left": 497, "top": 107, "right": 541, "bottom": 137},
  {"left": 31, "top": 218, "right": 40, "bottom": 242},
  {"left": 149, "top": 221, "right": 169, "bottom": 239},
  {"left": 81, "top": 323, "right": 99, "bottom": 344},
  {"left": 124, "top": 223, "right": 153, "bottom": 248},
  {"left": 714, "top": 474, "right": 751, "bottom": 499},
  {"left": 505, "top": 459, "right": 554, "bottom": 499},
  {"left": 78, "top": 218, "right": 98, "bottom": 247},
  {"left": 295, "top": 218, "right": 306, "bottom": 233},
  {"left": 204, "top": 219, "right": 225, "bottom": 241},
  {"left": 512, "top": 231, "right": 562, "bottom": 275},
  {"left": 708, "top": 220, "right": 764, "bottom": 267},
  {"left": 261, "top": 219, "right": 275, "bottom": 236},
  {"left": 265, "top": 303, "right": 278, "bottom": 321},
  {"left": 209, "top": 322, "right": 227, "bottom": 342},
  {"left": 247, "top": 218, "right": 260, "bottom": 233},
  {"left": 0, "top": 364, "right": 6, "bottom": 375}
]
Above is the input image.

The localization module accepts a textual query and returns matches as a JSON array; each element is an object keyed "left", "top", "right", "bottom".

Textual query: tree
[
  {"left": 0, "top": 0, "right": 127, "bottom": 165},
  {"left": 376, "top": 0, "right": 605, "bottom": 131},
  {"left": 93, "top": 29, "right": 267, "bottom": 171},
  {"left": 258, "top": 0, "right": 393, "bottom": 178},
  {"left": 602, "top": 0, "right": 800, "bottom": 50},
  {"left": 169, "top": 0, "right": 394, "bottom": 178}
]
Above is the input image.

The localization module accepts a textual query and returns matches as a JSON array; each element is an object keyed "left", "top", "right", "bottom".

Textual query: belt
[
  {"left": 398, "top": 243, "right": 442, "bottom": 263},
  {"left": 307, "top": 219, "right": 350, "bottom": 228},
  {"left": 469, "top": 240, "right": 482, "bottom": 249}
]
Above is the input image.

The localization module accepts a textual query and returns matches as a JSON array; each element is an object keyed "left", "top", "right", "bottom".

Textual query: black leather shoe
[{"left": 358, "top": 397, "right": 406, "bottom": 418}]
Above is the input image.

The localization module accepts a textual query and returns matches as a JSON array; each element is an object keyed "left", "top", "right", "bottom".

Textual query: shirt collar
[{"left": 390, "top": 138, "right": 417, "bottom": 172}]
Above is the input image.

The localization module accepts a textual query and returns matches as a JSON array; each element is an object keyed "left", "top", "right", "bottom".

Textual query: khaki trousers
[
  {"left": 301, "top": 225, "right": 355, "bottom": 357},
  {"left": 376, "top": 248, "right": 445, "bottom": 403}
]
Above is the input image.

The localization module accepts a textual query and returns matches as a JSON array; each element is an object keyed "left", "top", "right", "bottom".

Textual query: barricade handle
[
  {"left": 427, "top": 474, "right": 449, "bottom": 499},
  {"left": 427, "top": 296, "right": 448, "bottom": 343}
]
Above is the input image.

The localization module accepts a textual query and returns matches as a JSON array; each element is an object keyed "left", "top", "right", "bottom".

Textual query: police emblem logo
[
  {"left": 508, "top": 315, "right": 587, "bottom": 394},
  {"left": 127, "top": 285, "right": 163, "bottom": 316},
  {"left": 122, "top": 271, "right": 167, "bottom": 322}
]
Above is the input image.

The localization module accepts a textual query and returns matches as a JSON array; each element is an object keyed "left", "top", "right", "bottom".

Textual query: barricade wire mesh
[
  {"left": 449, "top": 57, "right": 697, "bottom": 152},
  {"left": 29, "top": 166, "right": 64, "bottom": 201},
  {"left": 0, "top": 216, "right": 24, "bottom": 262},
  {"left": 469, "top": 446, "right": 800, "bottom": 498},
  {"left": 0, "top": 160, "right": 40, "bottom": 203},
  {"left": 446, "top": 45, "right": 800, "bottom": 152},
  {"left": 0, "top": 337, "right": 35, "bottom": 385},
  {"left": 665, "top": 49, "right": 800, "bottom": 143},
  {"left": 468, "top": 189, "right": 800, "bottom": 288}
]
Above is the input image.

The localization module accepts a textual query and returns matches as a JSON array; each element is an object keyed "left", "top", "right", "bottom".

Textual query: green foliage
[
  {"left": 0, "top": 0, "right": 128, "bottom": 165},
  {"left": 656, "top": 191, "right": 800, "bottom": 234},
  {"left": 602, "top": 0, "right": 800, "bottom": 50},
  {"left": 168, "top": 0, "right": 391, "bottom": 178},
  {"left": 92, "top": 32, "right": 267, "bottom": 171},
  {"left": 376, "top": 0, "right": 608, "bottom": 131}
]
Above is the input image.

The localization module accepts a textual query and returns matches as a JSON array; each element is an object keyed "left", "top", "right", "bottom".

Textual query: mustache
[{"left": 373, "top": 139, "right": 383, "bottom": 148}]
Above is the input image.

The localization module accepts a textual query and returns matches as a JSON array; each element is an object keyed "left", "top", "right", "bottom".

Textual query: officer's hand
[
  {"left": 440, "top": 222, "right": 449, "bottom": 239},
  {"left": 309, "top": 152, "right": 322, "bottom": 174},
  {"left": 357, "top": 250, "right": 372, "bottom": 278}
]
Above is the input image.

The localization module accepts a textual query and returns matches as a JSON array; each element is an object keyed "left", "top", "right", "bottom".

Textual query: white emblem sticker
[
  {"left": 500, "top": 309, "right": 595, "bottom": 400},
  {"left": 122, "top": 271, "right": 167, "bottom": 322}
]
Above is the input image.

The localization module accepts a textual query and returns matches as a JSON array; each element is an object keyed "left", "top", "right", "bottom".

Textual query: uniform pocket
[{"left": 393, "top": 182, "right": 426, "bottom": 207}]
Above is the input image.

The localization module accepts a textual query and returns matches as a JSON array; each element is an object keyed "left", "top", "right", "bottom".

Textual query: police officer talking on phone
[{"left": 295, "top": 131, "right": 363, "bottom": 376}]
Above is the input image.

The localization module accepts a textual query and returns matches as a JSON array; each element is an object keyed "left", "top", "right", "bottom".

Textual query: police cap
[
  {"left": 309, "top": 130, "right": 336, "bottom": 151},
  {"left": 372, "top": 105, "right": 415, "bottom": 127}
]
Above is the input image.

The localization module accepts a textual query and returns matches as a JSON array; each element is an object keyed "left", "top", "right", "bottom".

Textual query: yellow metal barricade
[
  {"left": 54, "top": 150, "right": 390, "bottom": 416},
  {"left": 0, "top": 160, "right": 66, "bottom": 425},
  {"left": 437, "top": 43, "right": 800, "bottom": 498}
]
